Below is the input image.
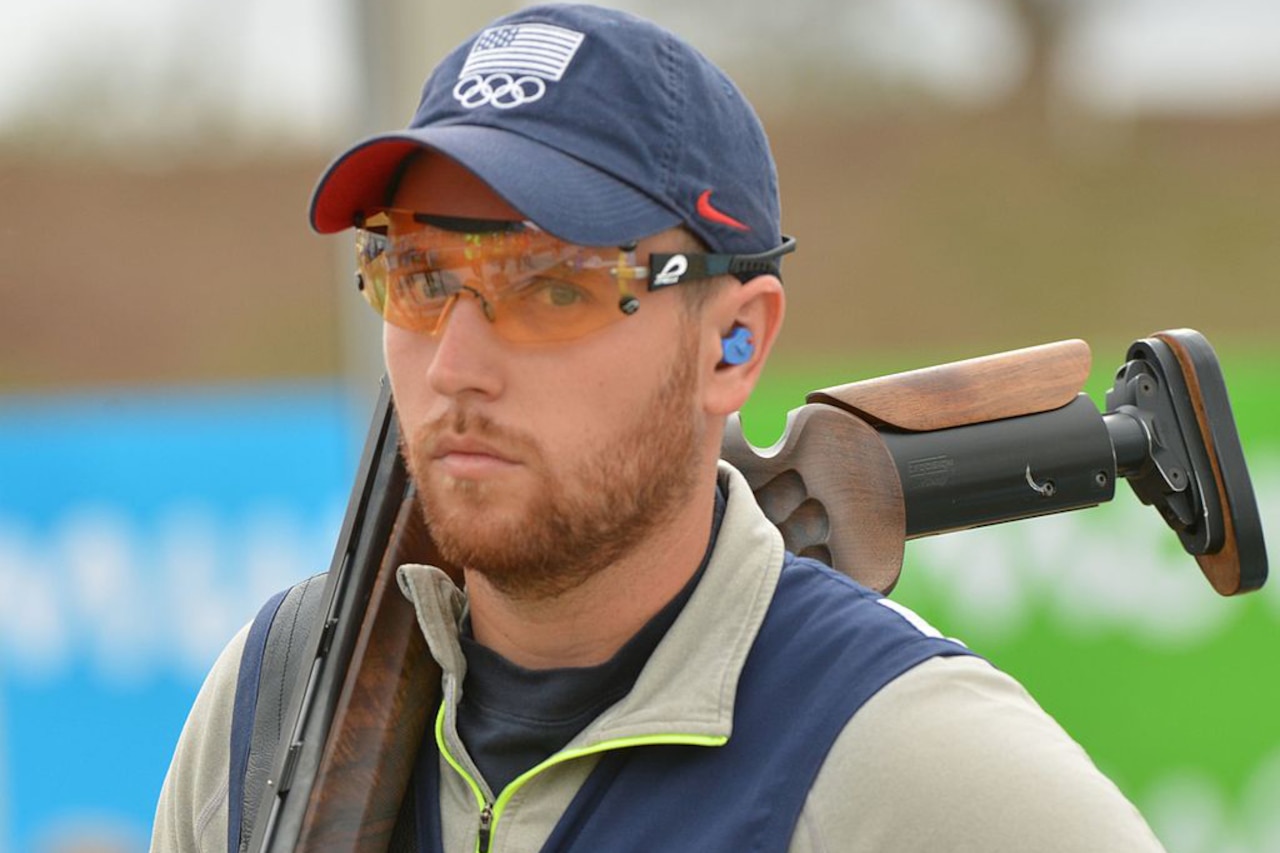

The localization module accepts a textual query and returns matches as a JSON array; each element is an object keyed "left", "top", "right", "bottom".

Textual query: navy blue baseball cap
[{"left": 309, "top": 3, "right": 783, "bottom": 257}]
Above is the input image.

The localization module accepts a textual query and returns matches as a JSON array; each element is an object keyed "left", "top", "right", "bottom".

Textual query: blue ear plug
[{"left": 721, "top": 326, "right": 755, "bottom": 366}]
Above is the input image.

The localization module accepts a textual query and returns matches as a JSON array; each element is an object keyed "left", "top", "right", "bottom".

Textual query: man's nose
[{"left": 424, "top": 289, "right": 506, "bottom": 400}]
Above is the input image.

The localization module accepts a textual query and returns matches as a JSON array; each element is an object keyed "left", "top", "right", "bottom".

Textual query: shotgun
[{"left": 248, "top": 327, "right": 1267, "bottom": 852}]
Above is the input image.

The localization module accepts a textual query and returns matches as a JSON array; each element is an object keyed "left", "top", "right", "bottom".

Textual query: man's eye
[
  {"left": 522, "top": 277, "right": 592, "bottom": 308},
  {"left": 399, "top": 270, "right": 455, "bottom": 301}
]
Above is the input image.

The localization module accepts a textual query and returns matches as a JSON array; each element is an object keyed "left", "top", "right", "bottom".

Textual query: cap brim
[{"left": 309, "top": 125, "right": 682, "bottom": 245}]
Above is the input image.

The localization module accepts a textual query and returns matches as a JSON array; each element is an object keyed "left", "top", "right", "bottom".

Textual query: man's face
[{"left": 383, "top": 155, "right": 715, "bottom": 600}]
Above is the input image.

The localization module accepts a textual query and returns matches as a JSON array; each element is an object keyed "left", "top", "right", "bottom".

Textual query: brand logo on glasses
[
  {"left": 654, "top": 255, "right": 689, "bottom": 287},
  {"left": 454, "top": 23, "right": 585, "bottom": 110}
]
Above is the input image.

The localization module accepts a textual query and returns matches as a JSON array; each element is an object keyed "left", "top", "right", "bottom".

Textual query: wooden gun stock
[
  {"left": 723, "top": 329, "right": 1267, "bottom": 596},
  {"left": 251, "top": 328, "right": 1267, "bottom": 852}
]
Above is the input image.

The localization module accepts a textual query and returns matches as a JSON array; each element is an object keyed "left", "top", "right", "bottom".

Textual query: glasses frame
[
  {"left": 645, "top": 235, "right": 798, "bottom": 290},
  {"left": 360, "top": 211, "right": 797, "bottom": 289},
  {"left": 353, "top": 210, "right": 797, "bottom": 341}
]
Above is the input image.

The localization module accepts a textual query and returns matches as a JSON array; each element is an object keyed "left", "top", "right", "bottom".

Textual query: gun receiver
[{"left": 722, "top": 328, "right": 1267, "bottom": 596}]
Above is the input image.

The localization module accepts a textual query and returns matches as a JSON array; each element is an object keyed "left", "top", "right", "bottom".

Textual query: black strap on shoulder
[
  {"left": 228, "top": 572, "right": 420, "bottom": 852},
  {"left": 229, "top": 587, "right": 288, "bottom": 853},
  {"left": 228, "top": 575, "right": 326, "bottom": 853}
]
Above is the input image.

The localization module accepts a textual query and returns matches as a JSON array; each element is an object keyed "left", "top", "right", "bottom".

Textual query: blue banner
[{"left": 0, "top": 384, "right": 361, "bottom": 853}]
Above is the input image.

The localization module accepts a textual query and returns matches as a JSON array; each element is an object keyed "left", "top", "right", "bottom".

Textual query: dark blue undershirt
[{"left": 457, "top": 488, "right": 727, "bottom": 794}]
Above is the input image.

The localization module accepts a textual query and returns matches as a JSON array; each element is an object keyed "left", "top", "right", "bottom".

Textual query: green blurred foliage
[{"left": 741, "top": 354, "right": 1279, "bottom": 851}]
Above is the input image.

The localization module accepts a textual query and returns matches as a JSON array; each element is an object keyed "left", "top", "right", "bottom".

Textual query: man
[{"left": 153, "top": 4, "right": 1165, "bottom": 851}]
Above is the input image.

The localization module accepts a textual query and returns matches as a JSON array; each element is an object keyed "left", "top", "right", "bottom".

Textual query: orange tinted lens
[
  {"left": 354, "top": 229, "right": 389, "bottom": 312},
  {"left": 357, "top": 212, "right": 646, "bottom": 342},
  {"left": 497, "top": 264, "right": 629, "bottom": 342}
]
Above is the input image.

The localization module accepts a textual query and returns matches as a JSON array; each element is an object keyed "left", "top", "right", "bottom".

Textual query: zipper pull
[{"left": 478, "top": 802, "right": 494, "bottom": 853}]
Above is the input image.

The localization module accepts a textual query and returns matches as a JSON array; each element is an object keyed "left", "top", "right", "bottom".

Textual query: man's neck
[{"left": 463, "top": 478, "right": 719, "bottom": 670}]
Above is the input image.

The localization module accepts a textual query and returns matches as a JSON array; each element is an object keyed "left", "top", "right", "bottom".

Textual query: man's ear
[{"left": 702, "top": 274, "right": 785, "bottom": 417}]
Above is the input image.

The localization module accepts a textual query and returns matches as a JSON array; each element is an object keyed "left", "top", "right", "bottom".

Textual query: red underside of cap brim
[
  {"left": 309, "top": 138, "right": 425, "bottom": 233},
  {"left": 309, "top": 126, "right": 681, "bottom": 246}
]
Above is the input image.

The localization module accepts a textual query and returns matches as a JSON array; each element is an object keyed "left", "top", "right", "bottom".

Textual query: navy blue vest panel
[
  {"left": 228, "top": 588, "right": 289, "bottom": 853},
  {"left": 416, "top": 554, "right": 973, "bottom": 852}
]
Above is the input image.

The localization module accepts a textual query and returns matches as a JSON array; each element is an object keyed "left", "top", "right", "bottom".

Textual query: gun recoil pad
[{"left": 1104, "top": 330, "right": 1267, "bottom": 595}]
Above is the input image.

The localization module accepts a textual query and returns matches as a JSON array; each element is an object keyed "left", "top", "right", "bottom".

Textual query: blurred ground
[{"left": 2, "top": 110, "right": 1278, "bottom": 390}]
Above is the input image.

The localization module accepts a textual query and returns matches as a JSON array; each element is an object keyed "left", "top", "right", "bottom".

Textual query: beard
[{"left": 403, "top": 327, "right": 705, "bottom": 601}]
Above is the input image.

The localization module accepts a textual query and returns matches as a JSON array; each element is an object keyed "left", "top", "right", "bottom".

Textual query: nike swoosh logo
[{"left": 696, "top": 190, "right": 750, "bottom": 231}]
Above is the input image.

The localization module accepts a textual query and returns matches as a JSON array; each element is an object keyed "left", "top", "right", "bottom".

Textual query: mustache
[{"left": 406, "top": 407, "right": 539, "bottom": 467}]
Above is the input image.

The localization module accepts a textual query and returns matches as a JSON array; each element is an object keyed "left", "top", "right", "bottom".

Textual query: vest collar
[{"left": 396, "top": 461, "right": 786, "bottom": 746}]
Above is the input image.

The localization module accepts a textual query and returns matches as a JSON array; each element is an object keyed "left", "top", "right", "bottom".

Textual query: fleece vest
[
  {"left": 413, "top": 554, "right": 971, "bottom": 852},
  {"left": 229, "top": 555, "right": 970, "bottom": 852}
]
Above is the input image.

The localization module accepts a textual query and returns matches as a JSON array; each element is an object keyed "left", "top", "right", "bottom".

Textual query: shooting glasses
[{"left": 354, "top": 210, "right": 795, "bottom": 344}]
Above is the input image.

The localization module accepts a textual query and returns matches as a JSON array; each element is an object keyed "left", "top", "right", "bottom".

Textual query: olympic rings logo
[{"left": 453, "top": 74, "right": 548, "bottom": 109}]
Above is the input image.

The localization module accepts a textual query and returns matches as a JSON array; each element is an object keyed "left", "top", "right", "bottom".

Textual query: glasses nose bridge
[
  {"left": 430, "top": 285, "right": 498, "bottom": 337},
  {"left": 458, "top": 284, "right": 497, "bottom": 323}
]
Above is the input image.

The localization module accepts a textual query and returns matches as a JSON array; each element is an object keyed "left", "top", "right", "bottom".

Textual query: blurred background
[{"left": 2, "top": 0, "right": 1277, "bottom": 850}]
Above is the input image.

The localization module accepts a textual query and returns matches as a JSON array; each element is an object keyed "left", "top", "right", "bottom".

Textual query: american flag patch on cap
[{"left": 460, "top": 23, "right": 586, "bottom": 82}]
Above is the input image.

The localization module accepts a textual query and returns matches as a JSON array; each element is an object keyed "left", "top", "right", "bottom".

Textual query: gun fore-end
[
  {"left": 249, "top": 385, "right": 457, "bottom": 853},
  {"left": 293, "top": 489, "right": 439, "bottom": 850}
]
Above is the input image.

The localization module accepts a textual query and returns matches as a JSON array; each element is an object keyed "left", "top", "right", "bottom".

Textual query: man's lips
[{"left": 430, "top": 435, "right": 521, "bottom": 477}]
